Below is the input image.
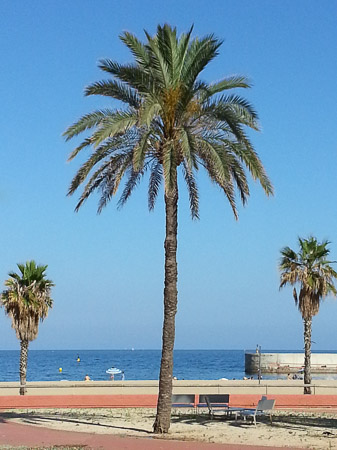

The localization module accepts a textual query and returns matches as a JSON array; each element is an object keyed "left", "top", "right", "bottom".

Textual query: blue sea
[{"left": 0, "top": 349, "right": 336, "bottom": 382}]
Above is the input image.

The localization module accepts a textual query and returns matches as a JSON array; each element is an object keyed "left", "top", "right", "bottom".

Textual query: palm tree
[
  {"left": 279, "top": 237, "right": 337, "bottom": 394},
  {"left": 1, "top": 261, "right": 54, "bottom": 395},
  {"left": 64, "top": 24, "right": 273, "bottom": 432}
]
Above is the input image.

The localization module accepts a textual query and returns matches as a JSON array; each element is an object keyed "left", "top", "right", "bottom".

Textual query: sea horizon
[
  {"left": 2, "top": 348, "right": 337, "bottom": 352},
  {"left": 1, "top": 349, "right": 337, "bottom": 383}
]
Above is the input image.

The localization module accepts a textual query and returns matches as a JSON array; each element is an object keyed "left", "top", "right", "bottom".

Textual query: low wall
[
  {"left": 2, "top": 379, "right": 337, "bottom": 397},
  {"left": 245, "top": 353, "right": 337, "bottom": 373}
]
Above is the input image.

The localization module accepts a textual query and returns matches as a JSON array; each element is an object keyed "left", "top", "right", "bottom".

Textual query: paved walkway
[{"left": 0, "top": 420, "right": 304, "bottom": 449}]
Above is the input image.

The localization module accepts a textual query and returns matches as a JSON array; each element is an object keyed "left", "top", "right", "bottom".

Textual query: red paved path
[
  {"left": 0, "top": 421, "right": 304, "bottom": 449},
  {"left": 1, "top": 393, "right": 337, "bottom": 409}
]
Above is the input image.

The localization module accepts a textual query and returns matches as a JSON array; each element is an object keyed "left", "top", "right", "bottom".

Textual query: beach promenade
[
  {"left": 1, "top": 379, "right": 337, "bottom": 409},
  {"left": 0, "top": 421, "right": 303, "bottom": 450},
  {"left": 1, "top": 380, "right": 337, "bottom": 448}
]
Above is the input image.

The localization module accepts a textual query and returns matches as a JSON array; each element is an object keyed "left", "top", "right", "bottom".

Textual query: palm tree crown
[
  {"left": 64, "top": 24, "right": 273, "bottom": 216},
  {"left": 1, "top": 261, "right": 54, "bottom": 342},
  {"left": 280, "top": 236, "right": 337, "bottom": 319}
]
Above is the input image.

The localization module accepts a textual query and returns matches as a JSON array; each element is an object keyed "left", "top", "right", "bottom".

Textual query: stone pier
[{"left": 245, "top": 352, "right": 337, "bottom": 374}]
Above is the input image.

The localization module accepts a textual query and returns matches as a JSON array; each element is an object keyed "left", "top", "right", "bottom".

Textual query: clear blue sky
[{"left": 1, "top": 0, "right": 336, "bottom": 351}]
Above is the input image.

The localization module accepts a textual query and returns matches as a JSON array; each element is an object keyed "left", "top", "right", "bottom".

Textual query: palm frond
[
  {"left": 63, "top": 109, "right": 115, "bottom": 141},
  {"left": 217, "top": 94, "right": 259, "bottom": 128},
  {"left": 68, "top": 138, "right": 124, "bottom": 195},
  {"left": 97, "top": 151, "right": 134, "bottom": 213},
  {"left": 90, "top": 110, "right": 137, "bottom": 146},
  {"left": 206, "top": 76, "right": 251, "bottom": 97},
  {"left": 181, "top": 34, "right": 222, "bottom": 87},
  {"left": 226, "top": 141, "right": 273, "bottom": 196},
  {"left": 119, "top": 31, "right": 151, "bottom": 67},
  {"left": 85, "top": 80, "right": 140, "bottom": 108},
  {"left": 144, "top": 31, "right": 170, "bottom": 89},
  {"left": 148, "top": 160, "right": 162, "bottom": 210},
  {"left": 196, "top": 139, "right": 238, "bottom": 218},
  {"left": 133, "top": 130, "right": 152, "bottom": 171},
  {"left": 67, "top": 138, "right": 92, "bottom": 162},
  {"left": 71, "top": 153, "right": 131, "bottom": 211},
  {"left": 196, "top": 138, "right": 227, "bottom": 184},
  {"left": 117, "top": 168, "right": 144, "bottom": 209},
  {"left": 98, "top": 59, "right": 155, "bottom": 93},
  {"left": 139, "top": 97, "right": 162, "bottom": 127},
  {"left": 182, "top": 161, "right": 199, "bottom": 219},
  {"left": 176, "top": 25, "right": 194, "bottom": 78},
  {"left": 179, "top": 126, "right": 199, "bottom": 171}
]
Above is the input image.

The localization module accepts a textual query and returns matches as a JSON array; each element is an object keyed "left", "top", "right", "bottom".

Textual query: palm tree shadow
[
  {"left": 272, "top": 413, "right": 337, "bottom": 431},
  {"left": 171, "top": 413, "right": 227, "bottom": 427},
  {"left": 0, "top": 411, "right": 153, "bottom": 434},
  {"left": 171, "top": 412, "right": 337, "bottom": 434}
]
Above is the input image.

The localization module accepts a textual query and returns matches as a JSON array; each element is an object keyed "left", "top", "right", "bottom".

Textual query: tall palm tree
[
  {"left": 1, "top": 261, "right": 54, "bottom": 395},
  {"left": 64, "top": 24, "right": 273, "bottom": 432},
  {"left": 279, "top": 237, "right": 337, "bottom": 394}
]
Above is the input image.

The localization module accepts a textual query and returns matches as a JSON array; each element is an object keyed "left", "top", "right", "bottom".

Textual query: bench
[
  {"left": 171, "top": 394, "right": 196, "bottom": 411},
  {"left": 198, "top": 394, "right": 230, "bottom": 418}
]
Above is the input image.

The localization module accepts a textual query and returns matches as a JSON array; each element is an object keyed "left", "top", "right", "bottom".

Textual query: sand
[{"left": 2, "top": 407, "right": 337, "bottom": 449}]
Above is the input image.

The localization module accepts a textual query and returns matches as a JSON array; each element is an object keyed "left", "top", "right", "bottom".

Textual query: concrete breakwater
[{"left": 245, "top": 353, "right": 337, "bottom": 374}]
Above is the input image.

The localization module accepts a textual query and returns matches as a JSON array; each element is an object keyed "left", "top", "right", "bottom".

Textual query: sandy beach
[{"left": 2, "top": 406, "right": 337, "bottom": 449}]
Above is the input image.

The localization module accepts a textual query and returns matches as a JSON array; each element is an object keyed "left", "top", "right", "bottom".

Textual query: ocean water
[
  {"left": 0, "top": 349, "right": 336, "bottom": 382},
  {"left": 0, "top": 349, "right": 245, "bottom": 382}
]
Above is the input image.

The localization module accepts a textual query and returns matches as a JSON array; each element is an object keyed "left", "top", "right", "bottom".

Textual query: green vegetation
[
  {"left": 279, "top": 237, "right": 337, "bottom": 394},
  {"left": 64, "top": 24, "right": 272, "bottom": 432},
  {"left": 1, "top": 261, "right": 54, "bottom": 395}
]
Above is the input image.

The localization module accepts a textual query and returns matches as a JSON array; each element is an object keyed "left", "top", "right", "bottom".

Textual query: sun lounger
[{"left": 237, "top": 398, "right": 275, "bottom": 426}]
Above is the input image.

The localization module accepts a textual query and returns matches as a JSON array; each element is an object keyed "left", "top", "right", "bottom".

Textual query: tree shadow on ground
[
  {"left": 271, "top": 413, "right": 337, "bottom": 430},
  {"left": 171, "top": 411, "right": 337, "bottom": 434},
  {"left": 171, "top": 413, "right": 228, "bottom": 427},
  {"left": 0, "top": 411, "right": 152, "bottom": 435}
]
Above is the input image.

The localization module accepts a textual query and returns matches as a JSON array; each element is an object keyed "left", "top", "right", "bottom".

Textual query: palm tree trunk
[
  {"left": 303, "top": 318, "right": 312, "bottom": 395},
  {"left": 153, "top": 178, "right": 178, "bottom": 434},
  {"left": 19, "top": 339, "right": 29, "bottom": 396}
]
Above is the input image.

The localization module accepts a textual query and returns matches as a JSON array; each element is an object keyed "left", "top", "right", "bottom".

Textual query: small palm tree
[
  {"left": 279, "top": 237, "right": 337, "bottom": 394},
  {"left": 1, "top": 261, "right": 54, "bottom": 395},
  {"left": 64, "top": 24, "right": 273, "bottom": 432}
]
